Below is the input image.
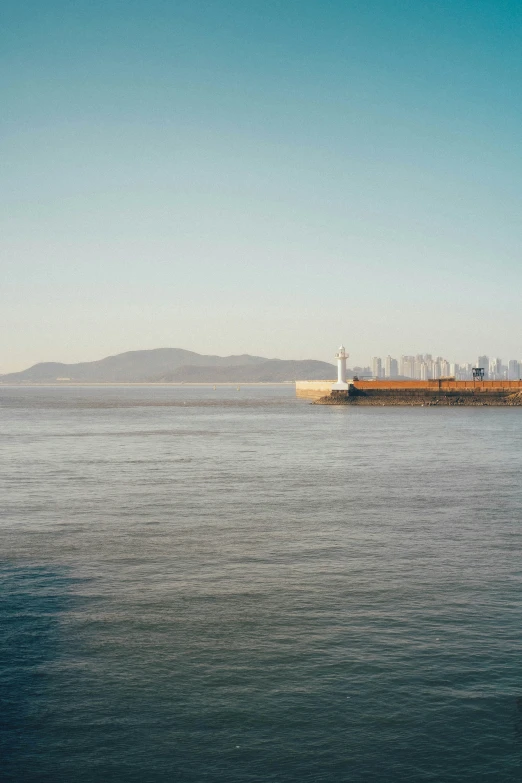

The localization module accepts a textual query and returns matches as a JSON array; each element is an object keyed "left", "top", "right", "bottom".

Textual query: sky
[{"left": 2, "top": 0, "right": 522, "bottom": 371}]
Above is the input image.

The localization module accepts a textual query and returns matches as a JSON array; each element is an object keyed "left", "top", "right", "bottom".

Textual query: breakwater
[{"left": 314, "top": 380, "right": 522, "bottom": 406}]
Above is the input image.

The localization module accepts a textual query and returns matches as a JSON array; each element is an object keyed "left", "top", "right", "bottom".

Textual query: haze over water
[{"left": 1, "top": 385, "right": 521, "bottom": 782}]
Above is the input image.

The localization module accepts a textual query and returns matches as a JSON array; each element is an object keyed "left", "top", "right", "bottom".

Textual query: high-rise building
[
  {"left": 414, "top": 356, "right": 433, "bottom": 381},
  {"left": 372, "top": 357, "right": 382, "bottom": 379},
  {"left": 489, "top": 358, "right": 502, "bottom": 379},
  {"left": 508, "top": 359, "right": 521, "bottom": 380},
  {"left": 400, "top": 356, "right": 415, "bottom": 378},
  {"left": 384, "top": 356, "right": 399, "bottom": 378},
  {"left": 440, "top": 360, "right": 450, "bottom": 377},
  {"left": 477, "top": 356, "right": 489, "bottom": 379}
]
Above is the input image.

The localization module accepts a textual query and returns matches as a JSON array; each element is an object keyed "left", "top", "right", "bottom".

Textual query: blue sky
[{"left": 2, "top": 0, "right": 522, "bottom": 370}]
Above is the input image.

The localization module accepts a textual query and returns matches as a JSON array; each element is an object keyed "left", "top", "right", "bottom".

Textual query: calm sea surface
[{"left": 1, "top": 384, "right": 521, "bottom": 782}]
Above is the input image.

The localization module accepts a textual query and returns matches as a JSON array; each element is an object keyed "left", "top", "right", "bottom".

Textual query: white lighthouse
[{"left": 332, "top": 345, "right": 349, "bottom": 391}]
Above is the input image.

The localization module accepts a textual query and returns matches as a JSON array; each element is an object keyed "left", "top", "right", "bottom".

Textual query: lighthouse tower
[{"left": 332, "top": 345, "right": 349, "bottom": 391}]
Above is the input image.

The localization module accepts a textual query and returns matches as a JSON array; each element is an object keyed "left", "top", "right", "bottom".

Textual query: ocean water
[{"left": 1, "top": 384, "right": 521, "bottom": 782}]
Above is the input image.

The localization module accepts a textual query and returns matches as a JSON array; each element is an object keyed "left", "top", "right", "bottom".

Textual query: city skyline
[{"left": 360, "top": 353, "right": 522, "bottom": 381}]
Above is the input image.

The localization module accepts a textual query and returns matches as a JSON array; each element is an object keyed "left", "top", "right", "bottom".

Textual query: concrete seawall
[
  {"left": 295, "top": 381, "right": 335, "bottom": 399},
  {"left": 296, "top": 379, "right": 522, "bottom": 401}
]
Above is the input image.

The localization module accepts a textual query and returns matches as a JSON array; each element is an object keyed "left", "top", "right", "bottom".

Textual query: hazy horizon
[
  {"left": 3, "top": 1, "right": 522, "bottom": 372},
  {"left": 3, "top": 344, "right": 522, "bottom": 377}
]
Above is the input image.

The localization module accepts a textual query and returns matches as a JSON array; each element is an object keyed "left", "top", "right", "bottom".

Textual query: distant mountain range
[{"left": 0, "top": 348, "right": 339, "bottom": 383}]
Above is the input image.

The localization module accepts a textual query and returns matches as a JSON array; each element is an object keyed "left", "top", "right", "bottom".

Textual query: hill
[
  {"left": 154, "top": 359, "right": 337, "bottom": 383},
  {"left": 0, "top": 348, "right": 338, "bottom": 383}
]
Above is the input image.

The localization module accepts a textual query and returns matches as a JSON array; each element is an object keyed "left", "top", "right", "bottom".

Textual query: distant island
[{"left": 0, "top": 348, "right": 339, "bottom": 384}]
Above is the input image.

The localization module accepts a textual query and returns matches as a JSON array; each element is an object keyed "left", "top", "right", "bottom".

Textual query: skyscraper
[
  {"left": 385, "top": 356, "right": 399, "bottom": 378},
  {"left": 508, "top": 359, "right": 521, "bottom": 380},
  {"left": 372, "top": 357, "right": 382, "bottom": 379},
  {"left": 477, "top": 356, "right": 489, "bottom": 379},
  {"left": 450, "top": 362, "right": 459, "bottom": 378},
  {"left": 414, "top": 357, "right": 424, "bottom": 379},
  {"left": 400, "top": 356, "right": 415, "bottom": 378},
  {"left": 489, "top": 358, "right": 502, "bottom": 379}
]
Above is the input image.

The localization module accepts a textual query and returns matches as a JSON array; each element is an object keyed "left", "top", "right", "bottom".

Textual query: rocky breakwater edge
[{"left": 315, "top": 386, "right": 522, "bottom": 406}]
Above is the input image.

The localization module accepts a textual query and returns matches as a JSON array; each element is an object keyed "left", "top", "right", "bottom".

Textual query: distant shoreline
[{"left": 0, "top": 382, "right": 295, "bottom": 387}]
